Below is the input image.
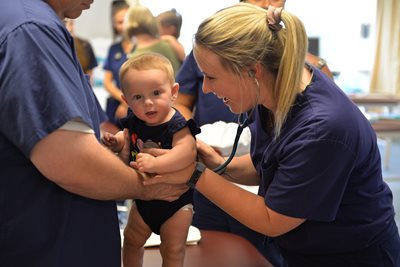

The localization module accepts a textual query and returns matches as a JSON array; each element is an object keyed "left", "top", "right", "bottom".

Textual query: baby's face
[{"left": 122, "top": 68, "right": 176, "bottom": 126}]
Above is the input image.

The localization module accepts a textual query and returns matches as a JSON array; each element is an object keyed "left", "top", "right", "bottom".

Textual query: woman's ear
[{"left": 247, "top": 62, "right": 263, "bottom": 78}]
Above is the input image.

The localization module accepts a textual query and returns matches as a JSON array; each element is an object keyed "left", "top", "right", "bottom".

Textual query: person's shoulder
[
  {"left": 301, "top": 78, "right": 366, "bottom": 139},
  {"left": 306, "top": 52, "right": 333, "bottom": 79},
  {"left": 4, "top": 0, "right": 62, "bottom": 29},
  {"left": 0, "top": 0, "right": 66, "bottom": 44},
  {"left": 108, "top": 41, "right": 123, "bottom": 51},
  {"left": 152, "top": 39, "right": 175, "bottom": 52}
]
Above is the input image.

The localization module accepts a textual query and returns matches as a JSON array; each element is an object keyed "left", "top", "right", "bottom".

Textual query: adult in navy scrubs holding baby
[{"left": 0, "top": 1, "right": 186, "bottom": 266}]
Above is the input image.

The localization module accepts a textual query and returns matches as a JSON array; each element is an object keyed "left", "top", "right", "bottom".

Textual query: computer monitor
[{"left": 308, "top": 37, "right": 319, "bottom": 56}]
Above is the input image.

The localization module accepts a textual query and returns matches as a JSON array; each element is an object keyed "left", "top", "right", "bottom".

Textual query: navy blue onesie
[{"left": 121, "top": 109, "right": 200, "bottom": 234}]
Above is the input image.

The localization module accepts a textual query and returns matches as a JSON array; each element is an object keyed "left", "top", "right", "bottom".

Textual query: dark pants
[
  {"left": 193, "top": 191, "right": 286, "bottom": 267},
  {"left": 280, "top": 219, "right": 400, "bottom": 267}
]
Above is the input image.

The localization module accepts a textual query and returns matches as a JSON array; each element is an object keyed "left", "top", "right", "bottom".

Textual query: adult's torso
[
  {"left": 0, "top": 1, "right": 120, "bottom": 266},
  {"left": 249, "top": 68, "right": 395, "bottom": 256}
]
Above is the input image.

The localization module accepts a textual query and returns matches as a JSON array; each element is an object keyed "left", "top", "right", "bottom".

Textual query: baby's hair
[{"left": 119, "top": 53, "right": 175, "bottom": 93}]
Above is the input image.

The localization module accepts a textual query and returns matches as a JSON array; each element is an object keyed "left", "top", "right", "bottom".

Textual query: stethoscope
[
  {"left": 211, "top": 73, "right": 260, "bottom": 174},
  {"left": 212, "top": 111, "right": 253, "bottom": 174}
]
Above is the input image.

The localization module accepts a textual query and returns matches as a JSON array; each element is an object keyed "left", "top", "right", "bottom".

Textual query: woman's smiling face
[{"left": 194, "top": 46, "right": 259, "bottom": 114}]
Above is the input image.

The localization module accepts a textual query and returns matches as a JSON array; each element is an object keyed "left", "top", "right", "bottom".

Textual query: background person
[
  {"left": 102, "top": 53, "right": 200, "bottom": 267},
  {"left": 64, "top": 18, "right": 98, "bottom": 83},
  {"left": 156, "top": 8, "right": 186, "bottom": 62},
  {"left": 0, "top": 1, "right": 187, "bottom": 266},
  {"left": 103, "top": 0, "right": 133, "bottom": 132},
  {"left": 146, "top": 3, "right": 400, "bottom": 266},
  {"left": 124, "top": 4, "right": 181, "bottom": 76}
]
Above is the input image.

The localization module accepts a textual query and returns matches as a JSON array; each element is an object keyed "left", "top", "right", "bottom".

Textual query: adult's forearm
[
  {"left": 30, "top": 130, "right": 146, "bottom": 200},
  {"left": 224, "top": 154, "right": 259, "bottom": 185}
]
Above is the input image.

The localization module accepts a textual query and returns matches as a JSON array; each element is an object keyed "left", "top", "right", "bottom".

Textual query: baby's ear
[{"left": 171, "top": 82, "right": 179, "bottom": 100}]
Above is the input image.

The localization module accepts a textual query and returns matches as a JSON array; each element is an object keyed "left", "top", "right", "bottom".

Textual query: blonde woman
[{"left": 146, "top": 3, "right": 400, "bottom": 266}]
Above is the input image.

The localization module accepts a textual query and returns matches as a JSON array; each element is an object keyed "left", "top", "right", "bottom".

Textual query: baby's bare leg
[
  {"left": 159, "top": 205, "right": 193, "bottom": 267},
  {"left": 123, "top": 202, "right": 152, "bottom": 267}
]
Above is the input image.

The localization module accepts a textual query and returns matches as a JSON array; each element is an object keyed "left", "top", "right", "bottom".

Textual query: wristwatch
[{"left": 186, "top": 162, "right": 206, "bottom": 189}]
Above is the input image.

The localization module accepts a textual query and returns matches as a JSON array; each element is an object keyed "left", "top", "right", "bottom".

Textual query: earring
[{"left": 254, "top": 78, "right": 259, "bottom": 88}]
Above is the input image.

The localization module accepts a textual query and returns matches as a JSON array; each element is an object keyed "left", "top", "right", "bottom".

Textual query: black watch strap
[{"left": 186, "top": 162, "right": 206, "bottom": 189}]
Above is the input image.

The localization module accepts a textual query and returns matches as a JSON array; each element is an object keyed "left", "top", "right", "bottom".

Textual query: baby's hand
[
  {"left": 136, "top": 153, "right": 157, "bottom": 174},
  {"left": 102, "top": 132, "right": 121, "bottom": 153}
]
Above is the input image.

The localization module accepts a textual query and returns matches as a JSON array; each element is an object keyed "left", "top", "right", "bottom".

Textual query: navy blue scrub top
[
  {"left": 0, "top": 0, "right": 119, "bottom": 266},
  {"left": 249, "top": 67, "right": 395, "bottom": 256},
  {"left": 176, "top": 50, "right": 239, "bottom": 126}
]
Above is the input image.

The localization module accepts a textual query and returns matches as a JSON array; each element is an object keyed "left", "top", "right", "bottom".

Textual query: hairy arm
[{"left": 31, "top": 129, "right": 187, "bottom": 201}]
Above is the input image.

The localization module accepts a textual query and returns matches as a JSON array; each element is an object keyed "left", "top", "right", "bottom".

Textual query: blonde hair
[
  {"left": 194, "top": 3, "right": 307, "bottom": 138},
  {"left": 124, "top": 5, "right": 159, "bottom": 39},
  {"left": 119, "top": 53, "right": 175, "bottom": 93}
]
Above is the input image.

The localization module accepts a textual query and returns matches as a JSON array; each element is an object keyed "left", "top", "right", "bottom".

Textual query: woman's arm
[
  {"left": 144, "top": 164, "right": 305, "bottom": 237},
  {"left": 197, "top": 139, "right": 259, "bottom": 185},
  {"left": 103, "top": 70, "right": 124, "bottom": 102},
  {"left": 160, "top": 35, "right": 186, "bottom": 62},
  {"left": 195, "top": 169, "right": 305, "bottom": 237}
]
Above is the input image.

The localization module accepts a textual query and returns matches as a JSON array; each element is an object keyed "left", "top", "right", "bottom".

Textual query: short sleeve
[
  {"left": 0, "top": 23, "right": 104, "bottom": 157},
  {"left": 265, "top": 138, "right": 357, "bottom": 221}
]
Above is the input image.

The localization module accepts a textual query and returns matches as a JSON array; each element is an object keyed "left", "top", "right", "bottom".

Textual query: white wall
[{"left": 75, "top": 0, "right": 377, "bottom": 76}]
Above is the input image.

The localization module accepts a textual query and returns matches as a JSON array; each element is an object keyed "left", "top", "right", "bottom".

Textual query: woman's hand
[{"left": 196, "top": 139, "right": 225, "bottom": 169}]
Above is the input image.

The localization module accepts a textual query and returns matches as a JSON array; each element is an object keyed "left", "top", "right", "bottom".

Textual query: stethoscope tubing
[{"left": 212, "top": 113, "right": 250, "bottom": 174}]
